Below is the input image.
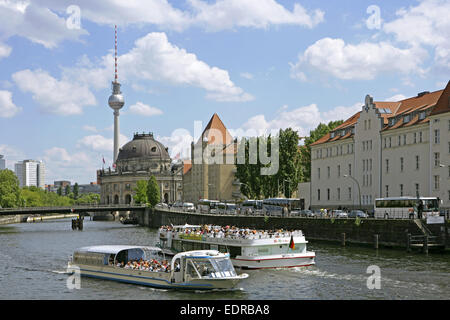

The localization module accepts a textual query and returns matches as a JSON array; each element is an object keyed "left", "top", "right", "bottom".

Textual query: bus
[
  {"left": 262, "top": 198, "right": 302, "bottom": 216},
  {"left": 240, "top": 200, "right": 263, "bottom": 214},
  {"left": 374, "top": 197, "right": 440, "bottom": 219},
  {"left": 217, "top": 202, "right": 237, "bottom": 214},
  {"left": 197, "top": 199, "right": 220, "bottom": 214}
]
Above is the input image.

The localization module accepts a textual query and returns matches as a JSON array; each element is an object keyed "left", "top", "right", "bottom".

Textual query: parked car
[
  {"left": 300, "top": 209, "right": 314, "bottom": 217},
  {"left": 348, "top": 210, "right": 368, "bottom": 218},
  {"left": 332, "top": 210, "right": 348, "bottom": 218},
  {"left": 182, "top": 202, "right": 196, "bottom": 212},
  {"left": 155, "top": 203, "right": 169, "bottom": 209}
]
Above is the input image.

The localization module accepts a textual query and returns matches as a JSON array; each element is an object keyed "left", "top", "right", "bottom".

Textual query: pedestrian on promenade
[{"left": 418, "top": 200, "right": 424, "bottom": 219}]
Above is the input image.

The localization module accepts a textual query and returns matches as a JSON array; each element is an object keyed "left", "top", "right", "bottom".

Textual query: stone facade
[{"left": 98, "top": 133, "right": 183, "bottom": 205}]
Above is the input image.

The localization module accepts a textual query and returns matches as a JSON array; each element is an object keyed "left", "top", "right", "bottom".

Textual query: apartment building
[{"left": 309, "top": 81, "right": 450, "bottom": 211}]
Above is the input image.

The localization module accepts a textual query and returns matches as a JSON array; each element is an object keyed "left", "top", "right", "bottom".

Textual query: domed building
[{"left": 98, "top": 132, "right": 183, "bottom": 205}]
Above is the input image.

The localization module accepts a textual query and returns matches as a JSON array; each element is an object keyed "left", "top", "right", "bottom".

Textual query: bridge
[{"left": 0, "top": 204, "right": 148, "bottom": 216}]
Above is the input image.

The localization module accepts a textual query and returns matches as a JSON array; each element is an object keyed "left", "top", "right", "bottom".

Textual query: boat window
[
  {"left": 185, "top": 259, "right": 201, "bottom": 279},
  {"left": 228, "top": 246, "right": 241, "bottom": 258},
  {"left": 192, "top": 259, "right": 216, "bottom": 278},
  {"left": 211, "top": 258, "right": 236, "bottom": 277}
]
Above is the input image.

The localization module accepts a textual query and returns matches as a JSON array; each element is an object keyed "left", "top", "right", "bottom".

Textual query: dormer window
[
  {"left": 404, "top": 114, "right": 410, "bottom": 123},
  {"left": 419, "top": 111, "right": 426, "bottom": 120},
  {"left": 351, "top": 127, "right": 355, "bottom": 134},
  {"left": 330, "top": 132, "right": 335, "bottom": 138},
  {"left": 151, "top": 147, "right": 157, "bottom": 152},
  {"left": 340, "top": 130, "right": 345, "bottom": 136}
]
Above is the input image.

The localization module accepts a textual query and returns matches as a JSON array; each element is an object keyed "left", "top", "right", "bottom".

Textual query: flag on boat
[
  {"left": 102, "top": 156, "right": 105, "bottom": 164},
  {"left": 289, "top": 235, "right": 295, "bottom": 250}
]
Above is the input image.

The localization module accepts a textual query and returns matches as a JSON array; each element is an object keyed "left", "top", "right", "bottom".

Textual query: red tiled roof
[
  {"left": 430, "top": 80, "right": 450, "bottom": 116},
  {"left": 183, "top": 160, "right": 192, "bottom": 175}
]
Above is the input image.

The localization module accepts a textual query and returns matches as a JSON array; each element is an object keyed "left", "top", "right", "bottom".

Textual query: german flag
[{"left": 289, "top": 235, "right": 295, "bottom": 250}]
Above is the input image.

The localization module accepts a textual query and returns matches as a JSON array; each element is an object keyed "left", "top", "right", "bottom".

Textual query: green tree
[
  {"left": 64, "top": 185, "right": 70, "bottom": 197},
  {"left": 133, "top": 180, "right": 148, "bottom": 204},
  {"left": 73, "top": 183, "right": 79, "bottom": 200},
  {"left": 57, "top": 187, "right": 62, "bottom": 196},
  {"left": 0, "top": 169, "right": 22, "bottom": 208},
  {"left": 147, "top": 176, "right": 160, "bottom": 207}
]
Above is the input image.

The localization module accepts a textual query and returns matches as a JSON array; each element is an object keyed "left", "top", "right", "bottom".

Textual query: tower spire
[
  {"left": 114, "top": 24, "right": 118, "bottom": 82},
  {"left": 108, "top": 24, "right": 125, "bottom": 165}
]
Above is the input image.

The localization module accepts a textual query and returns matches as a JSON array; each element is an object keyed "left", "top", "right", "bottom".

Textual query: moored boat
[
  {"left": 68, "top": 245, "right": 248, "bottom": 290},
  {"left": 158, "top": 224, "right": 315, "bottom": 269}
]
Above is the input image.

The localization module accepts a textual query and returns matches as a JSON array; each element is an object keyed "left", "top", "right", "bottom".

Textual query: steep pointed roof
[
  {"left": 197, "top": 113, "right": 234, "bottom": 146},
  {"left": 430, "top": 80, "right": 450, "bottom": 116}
]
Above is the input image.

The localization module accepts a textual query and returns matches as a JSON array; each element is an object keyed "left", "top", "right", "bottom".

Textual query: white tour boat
[
  {"left": 158, "top": 224, "right": 315, "bottom": 269},
  {"left": 67, "top": 245, "right": 248, "bottom": 290}
]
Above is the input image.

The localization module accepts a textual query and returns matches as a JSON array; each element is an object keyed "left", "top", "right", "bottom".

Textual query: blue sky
[{"left": 0, "top": 0, "right": 448, "bottom": 184}]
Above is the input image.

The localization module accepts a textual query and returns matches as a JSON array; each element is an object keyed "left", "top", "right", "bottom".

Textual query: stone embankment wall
[{"left": 137, "top": 209, "right": 442, "bottom": 248}]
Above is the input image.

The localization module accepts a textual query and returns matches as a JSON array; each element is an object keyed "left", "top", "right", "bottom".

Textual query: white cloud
[
  {"left": 76, "top": 133, "right": 129, "bottom": 152},
  {"left": 233, "top": 102, "right": 361, "bottom": 138},
  {"left": 156, "top": 128, "right": 193, "bottom": 160},
  {"left": 128, "top": 101, "right": 163, "bottom": 117},
  {"left": 290, "top": 38, "right": 427, "bottom": 81},
  {"left": 0, "top": 144, "right": 25, "bottom": 169},
  {"left": 34, "top": 0, "right": 324, "bottom": 31},
  {"left": 0, "top": 90, "right": 22, "bottom": 118},
  {"left": 12, "top": 69, "right": 97, "bottom": 115},
  {"left": 240, "top": 72, "right": 254, "bottom": 80},
  {"left": 187, "top": 0, "right": 324, "bottom": 30},
  {"left": 0, "top": 1, "right": 88, "bottom": 49},
  {"left": 41, "top": 147, "right": 98, "bottom": 183},
  {"left": 0, "top": 42, "right": 11, "bottom": 60},
  {"left": 82, "top": 125, "right": 98, "bottom": 132},
  {"left": 384, "top": 94, "right": 407, "bottom": 101},
  {"left": 383, "top": 0, "right": 450, "bottom": 71}
]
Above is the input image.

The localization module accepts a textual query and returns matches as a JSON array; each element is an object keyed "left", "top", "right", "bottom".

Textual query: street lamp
[{"left": 344, "top": 174, "right": 361, "bottom": 209}]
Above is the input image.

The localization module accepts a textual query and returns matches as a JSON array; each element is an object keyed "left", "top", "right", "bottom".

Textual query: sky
[{"left": 0, "top": 0, "right": 448, "bottom": 184}]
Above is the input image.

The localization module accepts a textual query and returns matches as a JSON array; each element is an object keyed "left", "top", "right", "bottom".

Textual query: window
[
  {"left": 317, "top": 189, "right": 321, "bottom": 201},
  {"left": 327, "top": 166, "right": 330, "bottom": 178},
  {"left": 368, "top": 120, "right": 371, "bottom": 130},
  {"left": 386, "top": 159, "right": 389, "bottom": 173},
  {"left": 318, "top": 168, "right": 321, "bottom": 179},
  {"left": 385, "top": 185, "right": 389, "bottom": 197},
  {"left": 415, "top": 183, "right": 420, "bottom": 197},
  {"left": 434, "top": 175, "right": 439, "bottom": 190},
  {"left": 403, "top": 134, "right": 407, "bottom": 145},
  {"left": 413, "top": 132, "right": 417, "bottom": 144},
  {"left": 448, "top": 190, "right": 450, "bottom": 201},
  {"left": 448, "top": 120, "right": 450, "bottom": 131},
  {"left": 434, "top": 152, "right": 440, "bottom": 167},
  {"left": 369, "top": 159, "right": 372, "bottom": 171},
  {"left": 363, "top": 159, "right": 365, "bottom": 172},
  {"left": 348, "top": 187, "right": 352, "bottom": 200},
  {"left": 419, "top": 111, "right": 426, "bottom": 120},
  {"left": 337, "top": 165, "right": 341, "bottom": 177},
  {"left": 400, "top": 184, "right": 404, "bottom": 196},
  {"left": 448, "top": 142, "right": 450, "bottom": 154},
  {"left": 327, "top": 188, "right": 330, "bottom": 201},
  {"left": 384, "top": 138, "right": 387, "bottom": 148},
  {"left": 337, "top": 188, "right": 341, "bottom": 201},
  {"left": 434, "top": 129, "right": 440, "bottom": 144},
  {"left": 389, "top": 137, "right": 392, "bottom": 147},
  {"left": 419, "top": 132, "right": 423, "bottom": 143},
  {"left": 416, "top": 155, "right": 420, "bottom": 170},
  {"left": 400, "top": 157, "right": 404, "bottom": 172},
  {"left": 398, "top": 135, "right": 401, "bottom": 146},
  {"left": 348, "top": 164, "right": 352, "bottom": 176}
]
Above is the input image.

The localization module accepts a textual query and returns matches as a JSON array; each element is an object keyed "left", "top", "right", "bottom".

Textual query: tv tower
[{"left": 108, "top": 25, "right": 124, "bottom": 165}]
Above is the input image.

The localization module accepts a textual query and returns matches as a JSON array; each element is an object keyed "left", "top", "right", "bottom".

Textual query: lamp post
[{"left": 344, "top": 174, "right": 361, "bottom": 210}]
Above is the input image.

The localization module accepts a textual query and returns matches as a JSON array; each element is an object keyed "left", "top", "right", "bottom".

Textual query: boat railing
[{"left": 168, "top": 230, "right": 304, "bottom": 242}]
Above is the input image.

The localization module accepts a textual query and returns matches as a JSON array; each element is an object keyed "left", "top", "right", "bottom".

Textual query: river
[{"left": 0, "top": 219, "right": 448, "bottom": 300}]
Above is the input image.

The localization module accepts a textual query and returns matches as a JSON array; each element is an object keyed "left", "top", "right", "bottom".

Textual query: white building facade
[
  {"left": 309, "top": 82, "right": 450, "bottom": 212},
  {"left": 14, "top": 159, "right": 45, "bottom": 189}
]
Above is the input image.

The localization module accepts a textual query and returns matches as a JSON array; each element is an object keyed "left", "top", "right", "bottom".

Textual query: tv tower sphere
[{"left": 108, "top": 82, "right": 124, "bottom": 110}]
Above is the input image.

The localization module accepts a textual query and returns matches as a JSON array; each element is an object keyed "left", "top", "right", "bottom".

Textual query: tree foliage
[
  {"left": 133, "top": 180, "right": 148, "bottom": 204},
  {"left": 236, "top": 128, "right": 303, "bottom": 199},
  {"left": 147, "top": 176, "right": 160, "bottom": 207},
  {"left": 0, "top": 169, "right": 22, "bottom": 208}
]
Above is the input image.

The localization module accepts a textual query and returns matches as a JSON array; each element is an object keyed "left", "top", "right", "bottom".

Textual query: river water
[{"left": 0, "top": 219, "right": 448, "bottom": 300}]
